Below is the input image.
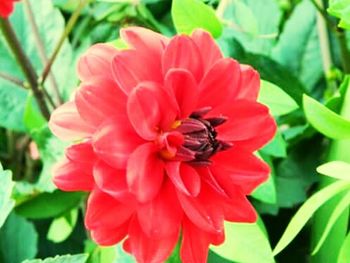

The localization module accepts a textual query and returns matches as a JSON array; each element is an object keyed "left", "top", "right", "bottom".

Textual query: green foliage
[
  {"left": 0, "top": 213, "right": 38, "bottom": 263},
  {"left": 47, "top": 209, "right": 79, "bottom": 243},
  {"left": 317, "top": 161, "right": 350, "bottom": 180},
  {"left": 0, "top": 164, "right": 15, "bottom": 228},
  {"left": 328, "top": 0, "right": 350, "bottom": 29},
  {"left": 338, "top": 231, "right": 350, "bottom": 263},
  {"left": 22, "top": 254, "right": 88, "bottom": 263},
  {"left": 172, "top": 0, "right": 222, "bottom": 37}
]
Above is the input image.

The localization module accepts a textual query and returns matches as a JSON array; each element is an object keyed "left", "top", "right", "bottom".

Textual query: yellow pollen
[
  {"left": 171, "top": 120, "right": 182, "bottom": 129},
  {"left": 159, "top": 149, "right": 175, "bottom": 160}
]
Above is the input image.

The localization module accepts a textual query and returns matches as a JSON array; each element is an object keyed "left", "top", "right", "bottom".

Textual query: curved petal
[
  {"left": 53, "top": 158, "right": 94, "bottom": 192},
  {"left": 212, "top": 100, "right": 277, "bottom": 151},
  {"left": 75, "top": 77, "right": 127, "bottom": 126},
  {"left": 49, "top": 101, "right": 94, "bottom": 141},
  {"left": 127, "top": 82, "right": 177, "bottom": 140},
  {"left": 77, "top": 44, "right": 118, "bottom": 82},
  {"left": 85, "top": 188, "right": 135, "bottom": 230},
  {"left": 180, "top": 218, "right": 212, "bottom": 263},
  {"left": 120, "top": 27, "right": 169, "bottom": 58},
  {"left": 176, "top": 185, "right": 223, "bottom": 233},
  {"left": 198, "top": 58, "right": 241, "bottom": 109},
  {"left": 91, "top": 221, "right": 129, "bottom": 246},
  {"left": 112, "top": 50, "right": 163, "bottom": 95},
  {"left": 165, "top": 162, "right": 201, "bottom": 197},
  {"left": 162, "top": 35, "right": 204, "bottom": 82},
  {"left": 211, "top": 148, "right": 270, "bottom": 195},
  {"left": 191, "top": 29, "right": 222, "bottom": 73},
  {"left": 128, "top": 217, "right": 179, "bottom": 263},
  {"left": 0, "top": 1, "right": 15, "bottom": 18},
  {"left": 93, "top": 160, "right": 134, "bottom": 203},
  {"left": 164, "top": 69, "right": 198, "bottom": 118},
  {"left": 92, "top": 117, "right": 143, "bottom": 169},
  {"left": 236, "top": 65, "right": 260, "bottom": 101},
  {"left": 137, "top": 180, "right": 182, "bottom": 238},
  {"left": 127, "top": 143, "right": 165, "bottom": 203}
]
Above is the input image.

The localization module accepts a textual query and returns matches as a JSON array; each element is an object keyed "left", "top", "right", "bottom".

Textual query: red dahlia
[
  {"left": 49, "top": 27, "right": 277, "bottom": 263},
  {"left": 0, "top": 0, "right": 19, "bottom": 18}
]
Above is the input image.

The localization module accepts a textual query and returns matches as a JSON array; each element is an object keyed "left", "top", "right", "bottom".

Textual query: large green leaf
[
  {"left": 273, "top": 180, "right": 350, "bottom": 256},
  {"left": 0, "top": 165, "right": 15, "bottom": 228},
  {"left": 22, "top": 254, "right": 88, "bottom": 263},
  {"left": 338, "top": 231, "right": 350, "bottom": 263},
  {"left": 303, "top": 94, "right": 350, "bottom": 139},
  {"left": 15, "top": 190, "right": 85, "bottom": 219},
  {"left": 312, "top": 192, "right": 350, "bottom": 254},
  {"left": 317, "top": 161, "right": 350, "bottom": 181},
  {"left": 260, "top": 130, "right": 287, "bottom": 158},
  {"left": 211, "top": 219, "right": 275, "bottom": 263},
  {"left": 171, "top": 0, "right": 222, "bottom": 37},
  {"left": 328, "top": 0, "right": 350, "bottom": 29},
  {"left": 220, "top": 0, "right": 281, "bottom": 55},
  {"left": 0, "top": 213, "right": 38, "bottom": 263},
  {"left": 272, "top": 0, "right": 323, "bottom": 90},
  {"left": 258, "top": 80, "right": 299, "bottom": 116}
]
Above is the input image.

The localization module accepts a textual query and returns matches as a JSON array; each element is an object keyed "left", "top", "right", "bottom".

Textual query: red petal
[
  {"left": 49, "top": 101, "right": 94, "bottom": 141},
  {"left": 198, "top": 58, "right": 241, "bottom": 109},
  {"left": 236, "top": 65, "right": 260, "bottom": 101},
  {"left": 162, "top": 35, "right": 204, "bottom": 82},
  {"left": 180, "top": 218, "right": 211, "bottom": 263},
  {"left": 212, "top": 100, "right": 276, "bottom": 151},
  {"left": 75, "top": 77, "right": 127, "bottom": 126},
  {"left": 85, "top": 188, "right": 135, "bottom": 229},
  {"left": 165, "top": 162, "right": 201, "bottom": 197},
  {"left": 191, "top": 29, "right": 223, "bottom": 73},
  {"left": 128, "top": 217, "right": 179, "bottom": 263},
  {"left": 112, "top": 50, "right": 163, "bottom": 95},
  {"left": 137, "top": 180, "right": 182, "bottom": 238},
  {"left": 127, "top": 82, "right": 177, "bottom": 140},
  {"left": 211, "top": 148, "right": 270, "bottom": 195},
  {"left": 77, "top": 44, "right": 117, "bottom": 82},
  {"left": 53, "top": 158, "right": 94, "bottom": 192},
  {"left": 164, "top": 69, "right": 198, "bottom": 118},
  {"left": 120, "top": 27, "right": 169, "bottom": 58},
  {"left": 92, "top": 117, "right": 143, "bottom": 169},
  {"left": 90, "top": 221, "right": 129, "bottom": 246},
  {"left": 127, "top": 143, "right": 165, "bottom": 203},
  {"left": 176, "top": 186, "right": 223, "bottom": 233},
  {"left": 93, "top": 160, "right": 134, "bottom": 203}
]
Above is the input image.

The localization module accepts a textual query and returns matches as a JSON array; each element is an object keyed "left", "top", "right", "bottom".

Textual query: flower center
[{"left": 173, "top": 108, "right": 232, "bottom": 165}]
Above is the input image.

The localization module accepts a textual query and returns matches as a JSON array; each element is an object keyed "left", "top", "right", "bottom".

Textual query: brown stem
[
  {"left": 40, "top": 0, "right": 89, "bottom": 85},
  {"left": 23, "top": 0, "right": 62, "bottom": 106},
  {"left": 0, "top": 71, "right": 25, "bottom": 88},
  {"left": 0, "top": 18, "right": 50, "bottom": 120}
]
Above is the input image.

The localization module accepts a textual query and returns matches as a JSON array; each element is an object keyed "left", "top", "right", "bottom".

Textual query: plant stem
[
  {"left": 336, "top": 28, "right": 350, "bottom": 74},
  {"left": 0, "top": 18, "right": 50, "bottom": 120},
  {"left": 39, "top": 0, "right": 89, "bottom": 86},
  {"left": 309, "top": 0, "right": 336, "bottom": 30},
  {"left": 23, "top": 0, "right": 61, "bottom": 106},
  {"left": 0, "top": 71, "right": 25, "bottom": 88}
]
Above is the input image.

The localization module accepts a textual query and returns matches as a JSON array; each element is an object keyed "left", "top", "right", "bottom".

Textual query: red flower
[
  {"left": 49, "top": 27, "right": 276, "bottom": 263},
  {"left": 0, "top": 0, "right": 19, "bottom": 18}
]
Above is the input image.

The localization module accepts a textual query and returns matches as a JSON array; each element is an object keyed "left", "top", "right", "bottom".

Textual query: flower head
[
  {"left": 49, "top": 27, "right": 276, "bottom": 263},
  {"left": 0, "top": 0, "right": 19, "bottom": 18}
]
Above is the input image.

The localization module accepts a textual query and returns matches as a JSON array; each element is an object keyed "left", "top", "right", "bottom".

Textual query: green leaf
[
  {"left": 31, "top": 126, "right": 67, "bottom": 192},
  {"left": 0, "top": 165, "right": 15, "bottom": 228},
  {"left": 171, "top": 0, "right": 222, "bottom": 38},
  {"left": 272, "top": 0, "right": 322, "bottom": 90},
  {"left": 303, "top": 94, "right": 350, "bottom": 139},
  {"left": 15, "top": 190, "right": 85, "bottom": 219},
  {"left": 312, "top": 192, "right": 350, "bottom": 255},
  {"left": 338, "top": 230, "right": 350, "bottom": 263},
  {"left": 258, "top": 80, "right": 299, "bottom": 116},
  {"left": 317, "top": 161, "right": 350, "bottom": 181},
  {"left": 273, "top": 180, "right": 350, "bottom": 256},
  {"left": 47, "top": 209, "right": 78, "bottom": 243},
  {"left": 23, "top": 93, "right": 47, "bottom": 132},
  {"left": 210, "top": 218, "right": 275, "bottom": 263},
  {"left": 0, "top": 213, "right": 38, "bottom": 263},
  {"left": 328, "top": 0, "right": 350, "bottom": 30},
  {"left": 261, "top": 130, "right": 287, "bottom": 158},
  {"left": 220, "top": 0, "right": 281, "bottom": 55},
  {"left": 22, "top": 254, "right": 88, "bottom": 263}
]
